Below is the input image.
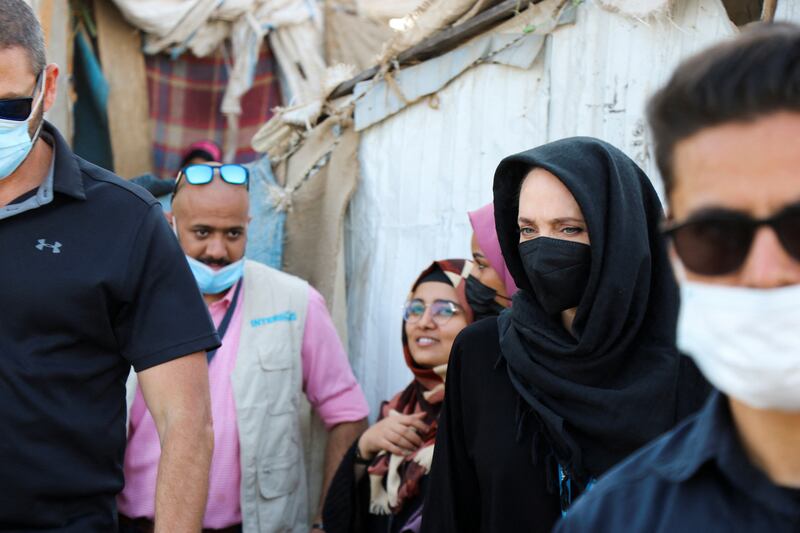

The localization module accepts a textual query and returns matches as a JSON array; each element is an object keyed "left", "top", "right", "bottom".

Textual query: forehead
[
  {"left": 518, "top": 168, "right": 582, "bottom": 218},
  {"left": 470, "top": 233, "right": 483, "bottom": 252},
  {"left": 0, "top": 46, "right": 37, "bottom": 98},
  {"left": 174, "top": 179, "right": 249, "bottom": 224},
  {"left": 670, "top": 112, "right": 800, "bottom": 219},
  {"left": 412, "top": 281, "right": 458, "bottom": 302}
]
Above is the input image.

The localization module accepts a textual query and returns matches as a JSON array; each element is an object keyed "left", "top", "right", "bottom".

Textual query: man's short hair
[
  {"left": 0, "top": 0, "right": 47, "bottom": 75},
  {"left": 648, "top": 22, "right": 800, "bottom": 196}
]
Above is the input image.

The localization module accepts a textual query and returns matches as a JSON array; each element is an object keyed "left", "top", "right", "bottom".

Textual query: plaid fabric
[{"left": 146, "top": 42, "right": 282, "bottom": 179}]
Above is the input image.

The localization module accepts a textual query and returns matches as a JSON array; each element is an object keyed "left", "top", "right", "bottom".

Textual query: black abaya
[{"left": 421, "top": 319, "right": 561, "bottom": 533}]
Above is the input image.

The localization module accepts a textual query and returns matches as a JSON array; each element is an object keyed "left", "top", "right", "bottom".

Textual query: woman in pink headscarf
[{"left": 465, "top": 203, "right": 517, "bottom": 320}]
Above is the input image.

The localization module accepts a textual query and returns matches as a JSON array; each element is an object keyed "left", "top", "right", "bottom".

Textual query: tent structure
[{"left": 251, "top": 0, "right": 800, "bottom": 419}]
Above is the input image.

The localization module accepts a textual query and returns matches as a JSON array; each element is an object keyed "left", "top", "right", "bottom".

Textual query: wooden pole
[{"left": 762, "top": 0, "right": 778, "bottom": 22}]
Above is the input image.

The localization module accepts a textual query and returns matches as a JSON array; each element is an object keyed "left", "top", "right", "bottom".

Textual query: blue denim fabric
[{"left": 244, "top": 156, "right": 285, "bottom": 269}]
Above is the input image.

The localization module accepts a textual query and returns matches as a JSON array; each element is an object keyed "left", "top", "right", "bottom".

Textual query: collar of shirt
[
  {"left": 46, "top": 120, "right": 85, "bottom": 201},
  {"left": 652, "top": 391, "right": 800, "bottom": 518},
  {"left": 208, "top": 281, "right": 242, "bottom": 319},
  {"left": 0, "top": 133, "right": 56, "bottom": 220}
]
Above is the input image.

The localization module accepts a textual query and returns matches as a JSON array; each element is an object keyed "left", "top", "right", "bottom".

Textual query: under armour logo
[{"left": 36, "top": 239, "right": 62, "bottom": 253}]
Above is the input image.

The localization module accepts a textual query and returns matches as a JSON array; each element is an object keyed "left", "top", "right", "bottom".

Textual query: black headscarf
[{"left": 494, "top": 137, "right": 683, "bottom": 485}]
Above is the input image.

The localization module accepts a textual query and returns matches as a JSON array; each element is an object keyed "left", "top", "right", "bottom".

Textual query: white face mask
[{"left": 677, "top": 281, "right": 800, "bottom": 411}]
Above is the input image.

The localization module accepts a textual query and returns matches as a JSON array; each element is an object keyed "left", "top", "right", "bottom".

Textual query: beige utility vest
[{"left": 126, "top": 260, "right": 311, "bottom": 532}]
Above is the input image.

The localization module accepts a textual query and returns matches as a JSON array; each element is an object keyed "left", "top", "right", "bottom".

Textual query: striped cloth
[{"left": 146, "top": 42, "right": 282, "bottom": 179}]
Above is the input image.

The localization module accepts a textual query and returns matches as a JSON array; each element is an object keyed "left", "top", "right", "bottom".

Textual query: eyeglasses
[
  {"left": 173, "top": 164, "right": 249, "bottom": 197},
  {"left": 403, "top": 299, "right": 462, "bottom": 325},
  {"left": 0, "top": 72, "right": 43, "bottom": 122},
  {"left": 663, "top": 202, "right": 800, "bottom": 276}
]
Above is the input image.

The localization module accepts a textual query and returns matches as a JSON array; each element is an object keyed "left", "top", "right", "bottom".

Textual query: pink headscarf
[{"left": 468, "top": 203, "right": 518, "bottom": 298}]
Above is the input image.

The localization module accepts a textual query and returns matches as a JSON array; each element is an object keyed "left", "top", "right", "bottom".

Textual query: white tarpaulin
[{"left": 344, "top": 0, "right": 781, "bottom": 417}]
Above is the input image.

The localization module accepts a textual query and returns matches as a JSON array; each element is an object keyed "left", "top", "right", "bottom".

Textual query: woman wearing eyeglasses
[
  {"left": 421, "top": 138, "right": 711, "bottom": 533},
  {"left": 323, "top": 259, "right": 476, "bottom": 533}
]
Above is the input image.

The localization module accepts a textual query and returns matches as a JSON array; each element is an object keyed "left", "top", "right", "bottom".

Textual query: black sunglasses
[
  {"left": 663, "top": 202, "right": 800, "bottom": 276},
  {"left": 173, "top": 164, "right": 249, "bottom": 198},
  {"left": 0, "top": 72, "right": 42, "bottom": 122}
]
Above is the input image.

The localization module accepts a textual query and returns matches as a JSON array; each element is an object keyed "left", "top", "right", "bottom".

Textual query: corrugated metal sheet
[
  {"left": 347, "top": 59, "right": 548, "bottom": 416},
  {"left": 346, "top": 0, "right": 799, "bottom": 417},
  {"left": 353, "top": 32, "right": 547, "bottom": 130}
]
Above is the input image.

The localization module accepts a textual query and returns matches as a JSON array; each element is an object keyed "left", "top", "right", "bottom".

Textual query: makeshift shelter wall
[{"left": 344, "top": 0, "right": 780, "bottom": 417}]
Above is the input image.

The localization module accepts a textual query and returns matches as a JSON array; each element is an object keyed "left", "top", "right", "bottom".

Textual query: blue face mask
[
  {"left": 0, "top": 76, "right": 45, "bottom": 180},
  {"left": 185, "top": 255, "right": 245, "bottom": 295}
]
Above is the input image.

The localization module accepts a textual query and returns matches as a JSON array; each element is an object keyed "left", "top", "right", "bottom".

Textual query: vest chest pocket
[{"left": 258, "top": 347, "right": 298, "bottom": 414}]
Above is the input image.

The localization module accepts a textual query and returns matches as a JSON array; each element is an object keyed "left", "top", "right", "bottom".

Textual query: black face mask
[
  {"left": 518, "top": 237, "right": 591, "bottom": 315},
  {"left": 465, "top": 275, "right": 506, "bottom": 320}
]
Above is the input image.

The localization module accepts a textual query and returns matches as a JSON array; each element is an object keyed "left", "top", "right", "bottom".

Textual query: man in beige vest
[{"left": 119, "top": 162, "right": 369, "bottom": 533}]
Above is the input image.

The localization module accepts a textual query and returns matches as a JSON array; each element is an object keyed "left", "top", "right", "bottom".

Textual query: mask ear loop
[{"left": 27, "top": 72, "right": 47, "bottom": 142}]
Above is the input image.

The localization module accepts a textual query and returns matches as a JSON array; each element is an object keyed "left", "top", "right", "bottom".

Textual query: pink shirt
[{"left": 118, "top": 283, "right": 368, "bottom": 528}]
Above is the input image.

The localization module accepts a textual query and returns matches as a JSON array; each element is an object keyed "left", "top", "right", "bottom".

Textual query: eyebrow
[
  {"left": 410, "top": 297, "right": 459, "bottom": 306},
  {"left": 517, "top": 216, "right": 585, "bottom": 224},
  {"left": 1, "top": 76, "right": 40, "bottom": 100},
  {"left": 190, "top": 224, "right": 246, "bottom": 232},
  {"left": 681, "top": 199, "right": 800, "bottom": 221}
]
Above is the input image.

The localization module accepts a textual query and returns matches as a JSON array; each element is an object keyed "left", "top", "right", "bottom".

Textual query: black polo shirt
[
  {"left": 0, "top": 123, "right": 220, "bottom": 531},
  {"left": 555, "top": 391, "right": 800, "bottom": 533}
]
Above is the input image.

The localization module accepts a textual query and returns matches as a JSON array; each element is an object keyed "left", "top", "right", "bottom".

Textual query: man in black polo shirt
[
  {"left": 556, "top": 23, "right": 800, "bottom": 532},
  {"left": 0, "top": 1, "right": 220, "bottom": 530}
]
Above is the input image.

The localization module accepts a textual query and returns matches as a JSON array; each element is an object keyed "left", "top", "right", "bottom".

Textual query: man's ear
[
  {"left": 42, "top": 63, "right": 59, "bottom": 114},
  {"left": 165, "top": 210, "right": 174, "bottom": 225}
]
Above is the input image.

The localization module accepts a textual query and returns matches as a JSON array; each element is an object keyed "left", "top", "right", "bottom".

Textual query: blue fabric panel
[
  {"left": 72, "top": 31, "right": 114, "bottom": 171},
  {"left": 245, "top": 156, "right": 285, "bottom": 269}
]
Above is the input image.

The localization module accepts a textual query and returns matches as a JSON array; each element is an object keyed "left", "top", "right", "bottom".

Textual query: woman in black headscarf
[{"left": 420, "top": 138, "right": 710, "bottom": 533}]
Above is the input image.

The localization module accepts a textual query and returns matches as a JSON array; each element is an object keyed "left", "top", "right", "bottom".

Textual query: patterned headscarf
[{"left": 368, "top": 259, "right": 474, "bottom": 516}]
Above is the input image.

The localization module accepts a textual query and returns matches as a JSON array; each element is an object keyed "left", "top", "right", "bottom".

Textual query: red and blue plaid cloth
[{"left": 146, "top": 42, "right": 282, "bottom": 179}]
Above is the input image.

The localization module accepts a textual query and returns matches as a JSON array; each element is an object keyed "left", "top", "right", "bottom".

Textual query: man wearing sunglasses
[
  {"left": 556, "top": 23, "right": 800, "bottom": 533},
  {"left": 119, "top": 162, "right": 369, "bottom": 532},
  {"left": 0, "top": 1, "right": 220, "bottom": 531}
]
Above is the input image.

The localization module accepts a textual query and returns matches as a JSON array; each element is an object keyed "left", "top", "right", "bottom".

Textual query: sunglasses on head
[
  {"left": 173, "top": 164, "right": 249, "bottom": 197},
  {"left": 403, "top": 299, "right": 462, "bottom": 326},
  {"left": 663, "top": 201, "right": 800, "bottom": 276}
]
